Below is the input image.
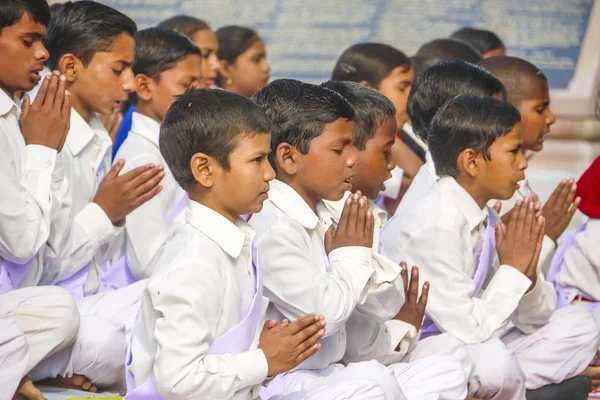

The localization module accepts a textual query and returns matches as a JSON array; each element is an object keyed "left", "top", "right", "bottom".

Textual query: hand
[
  {"left": 541, "top": 179, "right": 580, "bottom": 241},
  {"left": 496, "top": 198, "right": 545, "bottom": 280},
  {"left": 324, "top": 191, "right": 374, "bottom": 254},
  {"left": 20, "top": 70, "right": 71, "bottom": 152},
  {"left": 393, "top": 263, "right": 429, "bottom": 330},
  {"left": 259, "top": 314, "right": 326, "bottom": 376},
  {"left": 99, "top": 107, "right": 123, "bottom": 144},
  {"left": 493, "top": 199, "right": 541, "bottom": 226},
  {"left": 93, "top": 160, "right": 164, "bottom": 224}
]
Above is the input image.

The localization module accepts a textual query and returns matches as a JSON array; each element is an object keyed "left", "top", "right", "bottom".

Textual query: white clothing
[
  {"left": 0, "top": 286, "right": 80, "bottom": 400},
  {"left": 401, "top": 123, "right": 428, "bottom": 153},
  {"left": 115, "top": 112, "right": 185, "bottom": 279},
  {"left": 25, "top": 66, "right": 51, "bottom": 103},
  {"left": 395, "top": 151, "right": 437, "bottom": 216},
  {"left": 0, "top": 90, "right": 72, "bottom": 287},
  {"left": 250, "top": 180, "right": 375, "bottom": 371},
  {"left": 555, "top": 219, "right": 600, "bottom": 300},
  {"left": 381, "top": 166, "right": 404, "bottom": 200},
  {"left": 129, "top": 201, "right": 269, "bottom": 400}
]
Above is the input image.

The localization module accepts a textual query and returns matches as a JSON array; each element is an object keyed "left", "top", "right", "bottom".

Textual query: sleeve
[
  {"left": 256, "top": 225, "right": 374, "bottom": 337},
  {"left": 538, "top": 235, "right": 557, "bottom": 276},
  {"left": 510, "top": 270, "right": 557, "bottom": 333},
  {"left": 0, "top": 144, "right": 58, "bottom": 263},
  {"left": 399, "top": 227, "right": 532, "bottom": 344},
  {"left": 150, "top": 261, "right": 268, "bottom": 399}
]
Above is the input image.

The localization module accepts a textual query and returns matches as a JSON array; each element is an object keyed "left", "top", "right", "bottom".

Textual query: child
[
  {"left": 114, "top": 28, "right": 202, "bottom": 279},
  {"left": 250, "top": 78, "right": 462, "bottom": 399},
  {"left": 331, "top": 43, "right": 421, "bottom": 211},
  {"left": 383, "top": 94, "right": 599, "bottom": 395},
  {"left": 216, "top": 25, "right": 270, "bottom": 98},
  {"left": 480, "top": 56, "right": 578, "bottom": 271},
  {"left": 0, "top": 1, "right": 80, "bottom": 397},
  {"left": 127, "top": 88, "right": 331, "bottom": 399},
  {"left": 416, "top": 38, "right": 482, "bottom": 64},
  {"left": 450, "top": 27, "right": 506, "bottom": 59}
]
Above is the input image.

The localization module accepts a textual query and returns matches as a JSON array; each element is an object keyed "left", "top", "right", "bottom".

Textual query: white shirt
[
  {"left": 129, "top": 200, "right": 268, "bottom": 400},
  {"left": 250, "top": 179, "right": 375, "bottom": 370},
  {"left": 0, "top": 89, "right": 72, "bottom": 287},
  {"left": 324, "top": 192, "right": 419, "bottom": 366},
  {"left": 115, "top": 112, "right": 185, "bottom": 279},
  {"left": 402, "top": 122, "right": 428, "bottom": 153},
  {"left": 395, "top": 150, "right": 437, "bottom": 215},
  {"left": 43, "top": 108, "right": 122, "bottom": 292},
  {"left": 556, "top": 219, "right": 600, "bottom": 300},
  {"left": 382, "top": 176, "right": 557, "bottom": 344}
]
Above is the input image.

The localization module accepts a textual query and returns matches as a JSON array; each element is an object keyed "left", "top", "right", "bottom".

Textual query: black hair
[
  {"left": 44, "top": 1, "right": 137, "bottom": 70},
  {"left": 407, "top": 59, "right": 506, "bottom": 142},
  {"left": 252, "top": 78, "right": 354, "bottom": 168},
  {"left": 0, "top": 0, "right": 50, "bottom": 32},
  {"left": 479, "top": 56, "right": 548, "bottom": 105},
  {"left": 128, "top": 27, "right": 201, "bottom": 105},
  {"left": 321, "top": 80, "right": 395, "bottom": 150},
  {"left": 410, "top": 55, "right": 441, "bottom": 79},
  {"left": 160, "top": 88, "right": 272, "bottom": 189},
  {"left": 216, "top": 25, "right": 260, "bottom": 64},
  {"left": 157, "top": 15, "right": 211, "bottom": 39},
  {"left": 416, "top": 38, "right": 482, "bottom": 64},
  {"left": 331, "top": 42, "right": 411, "bottom": 87},
  {"left": 49, "top": 3, "right": 63, "bottom": 17},
  {"left": 429, "top": 94, "right": 521, "bottom": 177},
  {"left": 450, "top": 27, "right": 505, "bottom": 55}
]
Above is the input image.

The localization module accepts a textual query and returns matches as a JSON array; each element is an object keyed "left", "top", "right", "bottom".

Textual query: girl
[{"left": 216, "top": 25, "right": 270, "bottom": 97}]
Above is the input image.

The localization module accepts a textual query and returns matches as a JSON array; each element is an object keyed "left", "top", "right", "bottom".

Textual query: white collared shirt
[
  {"left": 395, "top": 150, "right": 437, "bottom": 216},
  {"left": 0, "top": 89, "right": 72, "bottom": 287},
  {"left": 43, "top": 108, "right": 122, "bottom": 292},
  {"left": 382, "top": 176, "right": 556, "bottom": 344},
  {"left": 129, "top": 200, "right": 268, "bottom": 399},
  {"left": 115, "top": 112, "right": 184, "bottom": 279},
  {"left": 402, "top": 122, "right": 428, "bottom": 153},
  {"left": 556, "top": 219, "right": 600, "bottom": 300},
  {"left": 250, "top": 179, "right": 374, "bottom": 370},
  {"left": 324, "top": 192, "right": 419, "bottom": 365}
]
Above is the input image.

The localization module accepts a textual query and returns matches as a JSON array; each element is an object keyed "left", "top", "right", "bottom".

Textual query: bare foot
[
  {"left": 13, "top": 376, "right": 44, "bottom": 400},
  {"left": 580, "top": 365, "right": 600, "bottom": 391},
  {"left": 36, "top": 374, "right": 97, "bottom": 393}
]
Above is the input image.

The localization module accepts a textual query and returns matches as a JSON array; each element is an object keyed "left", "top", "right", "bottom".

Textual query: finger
[
  {"left": 365, "top": 210, "right": 374, "bottom": 242},
  {"left": 562, "top": 181, "right": 576, "bottom": 213},
  {"left": 104, "top": 160, "right": 126, "bottom": 180},
  {"left": 346, "top": 192, "right": 360, "bottom": 233},
  {"left": 296, "top": 327, "right": 325, "bottom": 351},
  {"left": 546, "top": 180, "right": 565, "bottom": 209},
  {"left": 408, "top": 266, "right": 420, "bottom": 304},
  {"left": 61, "top": 89, "right": 71, "bottom": 121},
  {"left": 531, "top": 192, "right": 540, "bottom": 205},
  {"left": 43, "top": 71, "right": 61, "bottom": 109},
  {"left": 293, "top": 320, "right": 326, "bottom": 343},
  {"left": 21, "top": 94, "right": 31, "bottom": 118},
  {"left": 495, "top": 222, "right": 505, "bottom": 248},
  {"left": 515, "top": 199, "right": 528, "bottom": 236},
  {"left": 355, "top": 195, "right": 367, "bottom": 237},
  {"left": 54, "top": 74, "right": 67, "bottom": 113},
  {"left": 131, "top": 185, "right": 163, "bottom": 208},
  {"left": 418, "top": 281, "right": 430, "bottom": 311},
  {"left": 296, "top": 342, "right": 321, "bottom": 364},
  {"left": 523, "top": 198, "right": 535, "bottom": 239},
  {"left": 568, "top": 197, "right": 581, "bottom": 220},
  {"left": 132, "top": 169, "right": 165, "bottom": 198},
  {"left": 286, "top": 314, "right": 320, "bottom": 335},
  {"left": 269, "top": 319, "right": 290, "bottom": 334},
  {"left": 399, "top": 262, "right": 409, "bottom": 296},
  {"left": 265, "top": 320, "right": 278, "bottom": 329},
  {"left": 336, "top": 195, "right": 353, "bottom": 233},
  {"left": 324, "top": 225, "right": 335, "bottom": 255},
  {"left": 493, "top": 200, "right": 502, "bottom": 215},
  {"left": 35, "top": 72, "right": 52, "bottom": 106}
]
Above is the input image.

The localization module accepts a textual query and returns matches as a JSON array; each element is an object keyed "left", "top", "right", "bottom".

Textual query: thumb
[
  {"left": 493, "top": 200, "right": 502, "bottom": 215},
  {"left": 495, "top": 222, "right": 505, "bottom": 248},
  {"left": 324, "top": 225, "right": 335, "bottom": 255},
  {"left": 105, "top": 159, "right": 125, "bottom": 180}
]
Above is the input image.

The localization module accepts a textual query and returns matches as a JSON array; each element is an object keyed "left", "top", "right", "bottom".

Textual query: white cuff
[
  {"left": 25, "top": 145, "right": 57, "bottom": 172},
  {"left": 487, "top": 264, "right": 532, "bottom": 301},
  {"left": 76, "top": 202, "right": 122, "bottom": 245}
]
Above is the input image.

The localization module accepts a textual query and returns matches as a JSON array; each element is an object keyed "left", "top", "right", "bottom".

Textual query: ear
[
  {"left": 457, "top": 148, "right": 481, "bottom": 178},
  {"left": 58, "top": 54, "right": 79, "bottom": 82},
  {"left": 275, "top": 143, "right": 300, "bottom": 176},
  {"left": 190, "top": 152, "right": 215, "bottom": 188},
  {"left": 135, "top": 74, "right": 155, "bottom": 102},
  {"left": 359, "top": 80, "right": 375, "bottom": 88},
  {"left": 219, "top": 59, "right": 233, "bottom": 79}
]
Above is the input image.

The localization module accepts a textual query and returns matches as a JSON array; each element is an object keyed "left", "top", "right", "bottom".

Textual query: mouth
[
  {"left": 30, "top": 66, "right": 44, "bottom": 82},
  {"left": 259, "top": 187, "right": 269, "bottom": 199},
  {"left": 343, "top": 175, "right": 354, "bottom": 190},
  {"left": 204, "top": 77, "right": 217, "bottom": 87}
]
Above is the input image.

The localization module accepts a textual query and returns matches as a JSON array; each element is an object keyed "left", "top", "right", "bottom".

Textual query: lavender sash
[
  {"left": 421, "top": 207, "right": 500, "bottom": 338},
  {"left": 0, "top": 256, "right": 35, "bottom": 295}
]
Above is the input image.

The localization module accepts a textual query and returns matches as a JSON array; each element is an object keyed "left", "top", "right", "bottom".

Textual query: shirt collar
[
  {"left": 66, "top": 108, "right": 110, "bottom": 156},
  {"left": 402, "top": 122, "right": 428, "bottom": 152},
  {"left": 268, "top": 179, "right": 328, "bottom": 229},
  {"left": 439, "top": 176, "right": 487, "bottom": 232},
  {"left": 323, "top": 191, "right": 388, "bottom": 225},
  {"left": 0, "top": 90, "right": 19, "bottom": 117},
  {"left": 186, "top": 199, "right": 252, "bottom": 259},
  {"left": 131, "top": 112, "right": 161, "bottom": 146}
]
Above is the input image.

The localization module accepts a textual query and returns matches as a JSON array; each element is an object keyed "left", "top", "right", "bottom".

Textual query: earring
[{"left": 226, "top": 78, "right": 233, "bottom": 85}]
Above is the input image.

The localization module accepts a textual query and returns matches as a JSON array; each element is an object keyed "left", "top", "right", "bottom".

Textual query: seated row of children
[{"left": 1, "top": 0, "right": 600, "bottom": 399}]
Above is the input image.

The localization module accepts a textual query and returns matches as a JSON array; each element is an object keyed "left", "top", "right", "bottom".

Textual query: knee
[
  {"left": 474, "top": 341, "right": 525, "bottom": 391},
  {"left": 77, "top": 315, "right": 127, "bottom": 374},
  {"left": 47, "top": 287, "right": 80, "bottom": 348},
  {"left": 562, "top": 307, "right": 600, "bottom": 346}
]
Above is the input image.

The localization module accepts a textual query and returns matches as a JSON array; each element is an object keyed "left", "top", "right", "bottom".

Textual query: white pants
[
  {"left": 0, "top": 286, "right": 79, "bottom": 400},
  {"left": 30, "top": 280, "right": 147, "bottom": 393},
  {"left": 502, "top": 304, "right": 599, "bottom": 390},
  {"left": 276, "top": 360, "right": 406, "bottom": 399}
]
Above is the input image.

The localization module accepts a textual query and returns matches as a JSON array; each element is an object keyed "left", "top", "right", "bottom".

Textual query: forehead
[
  {"left": 371, "top": 116, "right": 397, "bottom": 143},
  {"left": 382, "top": 65, "right": 414, "bottom": 84},
  {"left": 167, "top": 54, "right": 203, "bottom": 75},
  {"left": 192, "top": 29, "right": 217, "bottom": 49},
  {"left": 233, "top": 131, "right": 271, "bottom": 153},
  {"left": 521, "top": 77, "right": 549, "bottom": 102},
  {"left": 316, "top": 118, "right": 354, "bottom": 143},
  {"left": 0, "top": 11, "right": 46, "bottom": 38},
  {"left": 244, "top": 39, "right": 266, "bottom": 55},
  {"left": 494, "top": 123, "right": 523, "bottom": 147},
  {"left": 91, "top": 32, "right": 134, "bottom": 63}
]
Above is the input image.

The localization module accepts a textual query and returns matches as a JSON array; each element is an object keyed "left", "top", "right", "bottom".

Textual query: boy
[
  {"left": 383, "top": 94, "right": 599, "bottom": 396},
  {"left": 250, "top": 79, "right": 464, "bottom": 399},
  {"left": 416, "top": 38, "right": 482, "bottom": 64},
  {"left": 480, "top": 56, "right": 579, "bottom": 271},
  {"left": 127, "top": 88, "right": 341, "bottom": 399},
  {"left": 0, "top": 1, "right": 80, "bottom": 398},
  {"left": 114, "top": 27, "right": 202, "bottom": 279}
]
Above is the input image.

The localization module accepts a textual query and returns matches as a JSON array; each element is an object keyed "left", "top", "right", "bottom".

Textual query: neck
[
  {"left": 455, "top": 175, "right": 489, "bottom": 209},
  {"left": 1, "top": 86, "right": 15, "bottom": 100},
  {"left": 135, "top": 102, "right": 162, "bottom": 124},
  {"left": 280, "top": 178, "right": 318, "bottom": 213},
  {"left": 189, "top": 190, "right": 238, "bottom": 224},
  {"left": 69, "top": 89, "right": 92, "bottom": 122}
]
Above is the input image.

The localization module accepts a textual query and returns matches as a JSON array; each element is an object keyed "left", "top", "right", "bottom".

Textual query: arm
[
  {"left": 510, "top": 270, "right": 556, "bottom": 333},
  {"left": 152, "top": 262, "right": 268, "bottom": 399}
]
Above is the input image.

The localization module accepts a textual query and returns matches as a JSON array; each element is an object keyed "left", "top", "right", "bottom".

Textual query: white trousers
[
  {"left": 0, "top": 286, "right": 79, "bottom": 400},
  {"left": 29, "top": 280, "right": 147, "bottom": 393}
]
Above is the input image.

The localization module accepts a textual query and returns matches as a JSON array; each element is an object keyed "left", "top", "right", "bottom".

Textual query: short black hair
[
  {"left": 479, "top": 56, "right": 548, "bottom": 105},
  {"left": 216, "top": 25, "right": 260, "bottom": 64},
  {"left": 252, "top": 78, "right": 354, "bottom": 168},
  {"left": 129, "top": 27, "right": 201, "bottom": 104},
  {"left": 407, "top": 60, "right": 506, "bottom": 142},
  {"left": 0, "top": 0, "right": 50, "bottom": 33},
  {"left": 331, "top": 42, "right": 411, "bottom": 87},
  {"left": 416, "top": 38, "right": 482, "bottom": 64},
  {"left": 451, "top": 27, "right": 505, "bottom": 55},
  {"left": 49, "top": 3, "right": 63, "bottom": 16},
  {"left": 157, "top": 15, "right": 211, "bottom": 39},
  {"left": 410, "top": 55, "right": 441, "bottom": 79},
  {"left": 160, "top": 88, "right": 272, "bottom": 189},
  {"left": 429, "top": 94, "right": 521, "bottom": 177},
  {"left": 321, "top": 80, "right": 395, "bottom": 150},
  {"left": 44, "top": 1, "right": 137, "bottom": 70}
]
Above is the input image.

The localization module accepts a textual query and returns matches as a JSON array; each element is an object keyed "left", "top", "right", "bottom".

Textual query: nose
[
  {"left": 388, "top": 156, "right": 396, "bottom": 171},
  {"left": 519, "top": 150, "right": 529, "bottom": 171},
  {"left": 35, "top": 43, "right": 49, "bottom": 62},
  {"left": 121, "top": 68, "right": 136, "bottom": 93},
  {"left": 210, "top": 54, "right": 220, "bottom": 73},
  {"left": 263, "top": 60, "right": 271, "bottom": 74},
  {"left": 346, "top": 146, "right": 358, "bottom": 168},
  {"left": 546, "top": 107, "right": 556, "bottom": 126},
  {"left": 264, "top": 161, "right": 276, "bottom": 182}
]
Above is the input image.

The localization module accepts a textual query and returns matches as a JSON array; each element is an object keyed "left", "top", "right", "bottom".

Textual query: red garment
[{"left": 576, "top": 155, "right": 600, "bottom": 218}]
